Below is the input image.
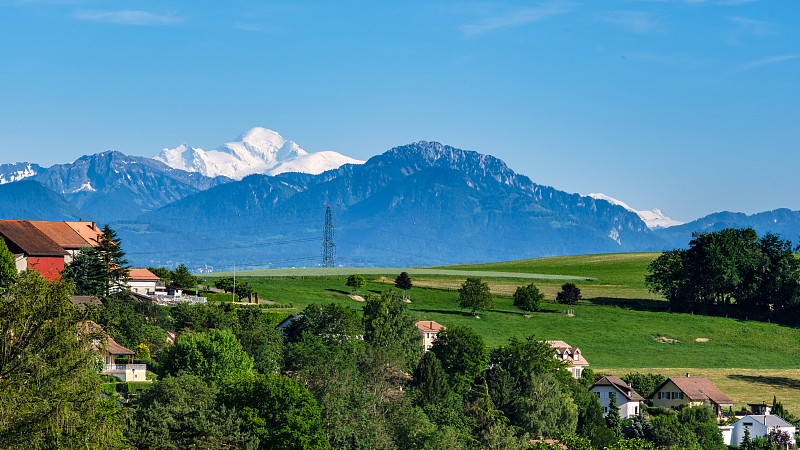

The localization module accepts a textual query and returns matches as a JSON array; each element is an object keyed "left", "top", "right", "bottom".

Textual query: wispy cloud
[
  {"left": 74, "top": 9, "right": 182, "bottom": 26},
  {"left": 602, "top": 11, "right": 664, "bottom": 34},
  {"left": 732, "top": 54, "right": 799, "bottom": 72},
  {"left": 460, "top": 1, "right": 575, "bottom": 36}
]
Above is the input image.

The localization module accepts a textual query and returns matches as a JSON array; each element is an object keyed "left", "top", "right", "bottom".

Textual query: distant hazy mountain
[
  {"left": 0, "top": 162, "right": 43, "bottom": 184},
  {"left": 155, "top": 127, "right": 365, "bottom": 179},
  {"left": 653, "top": 208, "right": 800, "bottom": 249},
  {"left": 0, "top": 180, "right": 84, "bottom": 220},
  {"left": 30, "top": 151, "right": 232, "bottom": 223},
  {"left": 121, "top": 141, "right": 661, "bottom": 269},
  {"left": 588, "top": 193, "right": 684, "bottom": 229}
]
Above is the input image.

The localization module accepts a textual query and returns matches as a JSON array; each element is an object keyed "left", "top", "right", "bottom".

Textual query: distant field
[
  {"left": 207, "top": 252, "right": 800, "bottom": 411},
  {"left": 212, "top": 267, "right": 595, "bottom": 281}
]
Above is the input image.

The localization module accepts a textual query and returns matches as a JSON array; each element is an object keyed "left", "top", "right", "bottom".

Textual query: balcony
[{"left": 103, "top": 364, "right": 147, "bottom": 382}]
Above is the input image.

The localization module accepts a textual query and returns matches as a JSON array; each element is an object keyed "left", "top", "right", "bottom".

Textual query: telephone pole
[{"left": 322, "top": 205, "right": 335, "bottom": 268}]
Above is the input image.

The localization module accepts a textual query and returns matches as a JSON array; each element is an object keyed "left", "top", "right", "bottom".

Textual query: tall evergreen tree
[
  {"left": 96, "top": 224, "right": 130, "bottom": 297},
  {"left": 63, "top": 247, "right": 106, "bottom": 296},
  {"left": 606, "top": 391, "right": 622, "bottom": 439}
]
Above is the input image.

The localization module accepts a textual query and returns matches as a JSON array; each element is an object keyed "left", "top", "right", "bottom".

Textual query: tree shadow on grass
[
  {"left": 588, "top": 297, "right": 669, "bottom": 312},
  {"left": 324, "top": 288, "right": 352, "bottom": 296},
  {"left": 727, "top": 374, "right": 800, "bottom": 390},
  {"left": 413, "top": 308, "right": 486, "bottom": 317}
]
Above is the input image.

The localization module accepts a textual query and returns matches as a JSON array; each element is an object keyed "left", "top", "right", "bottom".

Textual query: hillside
[{"left": 207, "top": 252, "right": 800, "bottom": 410}]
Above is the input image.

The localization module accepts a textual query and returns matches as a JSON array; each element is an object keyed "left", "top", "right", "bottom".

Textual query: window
[
  {"left": 595, "top": 392, "right": 601, "bottom": 398},
  {"left": 603, "top": 407, "right": 608, "bottom": 414}
]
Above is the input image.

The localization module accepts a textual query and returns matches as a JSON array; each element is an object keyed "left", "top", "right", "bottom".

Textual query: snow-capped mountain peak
[
  {"left": 589, "top": 193, "right": 683, "bottom": 229},
  {"left": 154, "top": 127, "right": 364, "bottom": 179}
]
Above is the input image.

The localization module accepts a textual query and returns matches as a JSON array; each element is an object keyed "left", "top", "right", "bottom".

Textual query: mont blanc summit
[{"left": 155, "top": 127, "right": 365, "bottom": 179}]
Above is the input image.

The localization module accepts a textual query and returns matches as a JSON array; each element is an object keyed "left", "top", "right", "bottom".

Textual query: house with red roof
[
  {"left": 0, "top": 219, "right": 100, "bottom": 281},
  {"left": 650, "top": 374, "right": 734, "bottom": 417},
  {"left": 548, "top": 340, "right": 590, "bottom": 379},
  {"left": 416, "top": 320, "right": 445, "bottom": 352}
]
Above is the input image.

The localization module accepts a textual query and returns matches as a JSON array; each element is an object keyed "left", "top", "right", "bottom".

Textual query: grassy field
[{"left": 207, "top": 252, "right": 800, "bottom": 411}]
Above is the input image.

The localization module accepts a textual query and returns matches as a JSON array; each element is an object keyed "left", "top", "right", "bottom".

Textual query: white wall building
[
  {"left": 726, "top": 415, "right": 797, "bottom": 448},
  {"left": 590, "top": 376, "right": 645, "bottom": 419}
]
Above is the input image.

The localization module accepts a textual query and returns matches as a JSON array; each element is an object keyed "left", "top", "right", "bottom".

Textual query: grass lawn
[{"left": 209, "top": 252, "right": 800, "bottom": 413}]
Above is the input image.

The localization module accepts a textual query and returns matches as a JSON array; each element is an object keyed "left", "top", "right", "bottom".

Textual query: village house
[
  {"left": 0, "top": 219, "right": 100, "bottom": 280},
  {"left": 416, "top": 320, "right": 445, "bottom": 352},
  {"left": 127, "top": 268, "right": 165, "bottom": 296},
  {"left": 725, "top": 414, "right": 797, "bottom": 448},
  {"left": 649, "top": 374, "right": 734, "bottom": 417},
  {"left": 590, "top": 376, "right": 645, "bottom": 419},
  {"left": 79, "top": 321, "right": 147, "bottom": 383},
  {"left": 547, "top": 340, "right": 589, "bottom": 379}
]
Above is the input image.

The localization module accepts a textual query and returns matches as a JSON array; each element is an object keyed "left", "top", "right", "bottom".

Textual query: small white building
[
  {"left": 416, "top": 321, "right": 445, "bottom": 352},
  {"left": 726, "top": 415, "right": 797, "bottom": 448},
  {"left": 590, "top": 376, "right": 645, "bottom": 419},
  {"left": 127, "top": 268, "right": 164, "bottom": 296},
  {"left": 547, "top": 340, "right": 589, "bottom": 379}
]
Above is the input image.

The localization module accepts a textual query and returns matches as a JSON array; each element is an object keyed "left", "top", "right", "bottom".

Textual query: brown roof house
[
  {"left": 0, "top": 219, "right": 69, "bottom": 281},
  {"left": 590, "top": 376, "right": 645, "bottom": 419},
  {"left": 416, "top": 321, "right": 445, "bottom": 352},
  {"left": 29, "top": 220, "right": 96, "bottom": 263},
  {"left": 548, "top": 340, "right": 589, "bottom": 379},
  {"left": 79, "top": 321, "right": 146, "bottom": 383},
  {"left": 650, "top": 374, "right": 734, "bottom": 417}
]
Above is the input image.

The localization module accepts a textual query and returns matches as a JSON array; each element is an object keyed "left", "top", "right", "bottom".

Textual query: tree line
[{"left": 646, "top": 227, "right": 800, "bottom": 324}]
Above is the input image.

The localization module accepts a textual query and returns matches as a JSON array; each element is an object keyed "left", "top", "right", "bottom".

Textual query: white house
[
  {"left": 416, "top": 321, "right": 445, "bottom": 352},
  {"left": 726, "top": 415, "right": 797, "bottom": 448},
  {"left": 127, "top": 268, "right": 164, "bottom": 296},
  {"left": 590, "top": 376, "right": 645, "bottom": 419},
  {"left": 547, "top": 340, "right": 589, "bottom": 379},
  {"left": 80, "top": 321, "right": 147, "bottom": 383}
]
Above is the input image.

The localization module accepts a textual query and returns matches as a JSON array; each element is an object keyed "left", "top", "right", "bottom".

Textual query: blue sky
[{"left": 0, "top": 0, "right": 797, "bottom": 222}]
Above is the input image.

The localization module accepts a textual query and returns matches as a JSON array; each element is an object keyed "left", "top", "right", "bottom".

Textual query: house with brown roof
[
  {"left": 416, "top": 321, "right": 445, "bottom": 352},
  {"left": 590, "top": 376, "right": 645, "bottom": 419},
  {"left": 547, "top": 340, "right": 589, "bottom": 379},
  {"left": 650, "top": 374, "right": 734, "bottom": 417},
  {"left": 0, "top": 219, "right": 69, "bottom": 281},
  {"left": 29, "top": 220, "right": 97, "bottom": 263},
  {"left": 79, "top": 321, "right": 146, "bottom": 382}
]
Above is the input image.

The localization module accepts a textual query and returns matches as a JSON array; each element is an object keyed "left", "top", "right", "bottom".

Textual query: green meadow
[{"left": 208, "top": 252, "right": 800, "bottom": 411}]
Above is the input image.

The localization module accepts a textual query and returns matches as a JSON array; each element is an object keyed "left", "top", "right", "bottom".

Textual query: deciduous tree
[
  {"left": 459, "top": 277, "right": 493, "bottom": 315},
  {"left": 394, "top": 272, "right": 412, "bottom": 300},
  {"left": 346, "top": 274, "right": 366, "bottom": 294},
  {"left": 431, "top": 325, "right": 489, "bottom": 394},
  {"left": 556, "top": 283, "right": 582, "bottom": 305},
  {"left": 513, "top": 283, "right": 544, "bottom": 312}
]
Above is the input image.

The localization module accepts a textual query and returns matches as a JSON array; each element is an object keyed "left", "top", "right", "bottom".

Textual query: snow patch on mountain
[
  {"left": 155, "top": 127, "right": 364, "bottom": 179},
  {"left": 589, "top": 193, "right": 683, "bottom": 229},
  {"left": 0, "top": 163, "right": 42, "bottom": 184}
]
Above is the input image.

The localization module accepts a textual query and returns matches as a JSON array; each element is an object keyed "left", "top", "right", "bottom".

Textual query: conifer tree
[
  {"left": 606, "top": 391, "right": 622, "bottom": 439},
  {"left": 96, "top": 225, "right": 130, "bottom": 297}
]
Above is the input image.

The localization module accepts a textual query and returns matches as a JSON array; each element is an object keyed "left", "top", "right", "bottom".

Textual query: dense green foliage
[
  {"left": 557, "top": 282, "right": 583, "bottom": 305},
  {"left": 0, "top": 271, "right": 126, "bottom": 449},
  {"left": 158, "top": 328, "right": 255, "bottom": 385},
  {"left": 646, "top": 228, "right": 800, "bottom": 324},
  {"left": 345, "top": 274, "right": 366, "bottom": 294},
  {"left": 394, "top": 271, "right": 412, "bottom": 299},
  {"left": 0, "top": 238, "right": 18, "bottom": 292},
  {"left": 513, "top": 282, "right": 544, "bottom": 312},
  {"left": 458, "top": 277, "right": 493, "bottom": 314}
]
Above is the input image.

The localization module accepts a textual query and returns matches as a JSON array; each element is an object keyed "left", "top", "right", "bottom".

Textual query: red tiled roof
[
  {"left": 78, "top": 321, "right": 135, "bottom": 356},
  {"left": 64, "top": 221, "right": 102, "bottom": 247},
  {"left": 416, "top": 321, "right": 445, "bottom": 333},
  {"left": 655, "top": 376, "right": 734, "bottom": 406},
  {"left": 591, "top": 376, "right": 645, "bottom": 401},
  {"left": 129, "top": 268, "right": 161, "bottom": 281},
  {"left": 0, "top": 220, "right": 68, "bottom": 256},
  {"left": 29, "top": 221, "right": 91, "bottom": 248}
]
